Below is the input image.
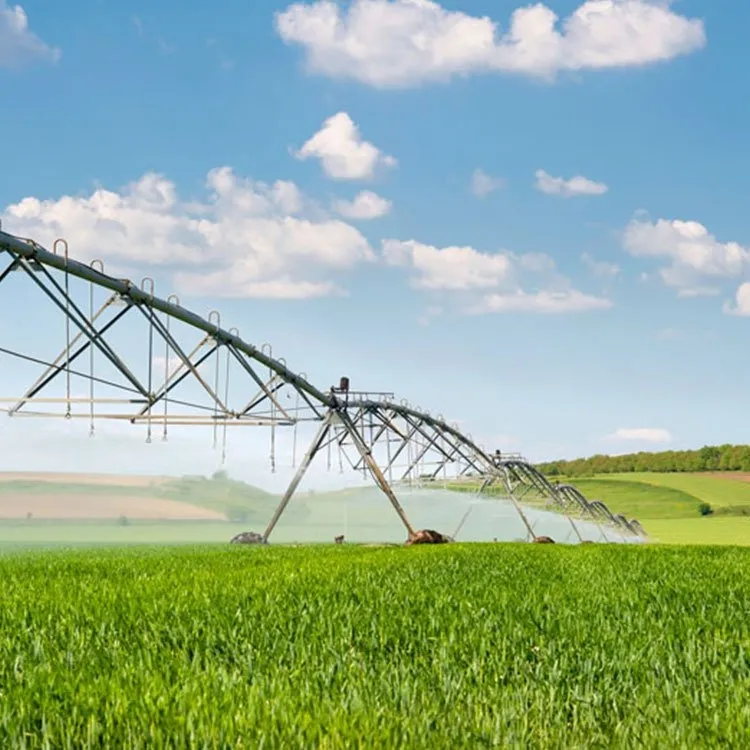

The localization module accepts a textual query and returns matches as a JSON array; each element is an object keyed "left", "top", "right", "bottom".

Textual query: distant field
[
  {"left": 566, "top": 478, "right": 700, "bottom": 519},
  {"left": 563, "top": 472, "right": 750, "bottom": 546},
  {"left": 568, "top": 472, "right": 750, "bottom": 517},
  {"left": 0, "top": 472, "right": 171, "bottom": 487},
  {"left": 0, "top": 471, "right": 274, "bottom": 523},
  {"left": 600, "top": 472, "right": 750, "bottom": 509},
  {"left": 644, "top": 518, "right": 750, "bottom": 546},
  {"left": 3, "top": 470, "right": 750, "bottom": 547},
  {"left": 0, "top": 493, "right": 226, "bottom": 520}
]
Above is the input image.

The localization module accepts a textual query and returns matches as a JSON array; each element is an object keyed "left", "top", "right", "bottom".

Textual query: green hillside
[
  {"left": 567, "top": 478, "right": 702, "bottom": 519},
  {"left": 561, "top": 472, "right": 750, "bottom": 546},
  {"left": 156, "top": 473, "right": 281, "bottom": 523},
  {"left": 568, "top": 472, "right": 750, "bottom": 518}
]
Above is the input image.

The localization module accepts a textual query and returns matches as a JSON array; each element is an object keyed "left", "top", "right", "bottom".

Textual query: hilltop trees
[{"left": 539, "top": 444, "right": 750, "bottom": 476}]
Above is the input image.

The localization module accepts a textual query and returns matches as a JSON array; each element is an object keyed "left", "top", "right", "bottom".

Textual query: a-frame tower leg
[{"left": 262, "top": 408, "right": 417, "bottom": 543}]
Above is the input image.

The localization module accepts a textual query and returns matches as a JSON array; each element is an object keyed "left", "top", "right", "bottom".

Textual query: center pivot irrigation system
[{"left": 0, "top": 228, "right": 645, "bottom": 544}]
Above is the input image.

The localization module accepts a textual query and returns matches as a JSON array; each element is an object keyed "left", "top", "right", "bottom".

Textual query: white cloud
[
  {"left": 723, "top": 282, "right": 750, "bottom": 317},
  {"left": 293, "top": 112, "right": 397, "bottom": 181},
  {"left": 581, "top": 252, "right": 619, "bottom": 278},
  {"left": 0, "top": 1, "right": 60, "bottom": 67},
  {"left": 471, "top": 168, "right": 505, "bottom": 198},
  {"left": 2, "top": 167, "right": 374, "bottom": 299},
  {"left": 333, "top": 190, "right": 392, "bottom": 219},
  {"left": 383, "top": 239, "right": 512, "bottom": 290},
  {"left": 606, "top": 427, "right": 672, "bottom": 444},
  {"left": 275, "top": 0, "right": 705, "bottom": 88},
  {"left": 535, "top": 169, "right": 608, "bottom": 197},
  {"left": 473, "top": 289, "right": 612, "bottom": 314},
  {"left": 623, "top": 217, "right": 750, "bottom": 294},
  {"left": 383, "top": 238, "right": 611, "bottom": 313}
]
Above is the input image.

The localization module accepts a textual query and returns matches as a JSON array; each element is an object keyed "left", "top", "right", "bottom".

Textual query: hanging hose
[
  {"left": 337, "top": 424, "right": 344, "bottom": 474},
  {"left": 88, "top": 260, "right": 104, "bottom": 437},
  {"left": 222, "top": 328, "right": 238, "bottom": 466},
  {"left": 142, "top": 278, "right": 155, "bottom": 444},
  {"left": 291, "top": 371, "right": 305, "bottom": 468},
  {"left": 162, "top": 294, "right": 180, "bottom": 442},
  {"left": 406, "top": 427, "right": 414, "bottom": 485},
  {"left": 207, "top": 310, "right": 222, "bottom": 452},
  {"left": 54, "top": 239, "right": 71, "bottom": 419},
  {"left": 437, "top": 414, "right": 447, "bottom": 484},
  {"left": 385, "top": 413, "right": 393, "bottom": 485},
  {"left": 212, "top": 344, "right": 221, "bottom": 451},
  {"left": 261, "top": 343, "right": 276, "bottom": 473},
  {"left": 359, "top": 409, "right": 367, "bottom": 479},
  {"left": 452, "top": 423, "right": 462, "bottom": 478}
]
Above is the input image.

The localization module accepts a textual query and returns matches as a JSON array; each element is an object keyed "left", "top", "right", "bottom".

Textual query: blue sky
[{"left": 1, "top": 0, "right": 749, "bottom": 486}]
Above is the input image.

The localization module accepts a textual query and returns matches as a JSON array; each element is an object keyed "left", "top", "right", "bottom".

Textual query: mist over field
[{"left": 0, "top": 469, "right": 624, "bottom": 549}]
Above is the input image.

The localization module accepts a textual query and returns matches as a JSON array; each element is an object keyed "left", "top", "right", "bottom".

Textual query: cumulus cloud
[
  {"left": 535, "top": 169, "right": 608, "bottom": 197},
  {"left": 275, "top": 0, "right": 705, "bottom": 88},
  {"left": 333, "top": 190, "right": 392, "bottom": 219},
  {"left": 471, "top": 168, "right": 505, "bottom": 198},
  {"left": 606, "top": 427, "right": 672, "bottom": 444},
  {"left": 293, "top": 112, "right": 397, "bottom": 181},
  {"left": 383, "top": 239, "right": 512, "bottom": 290},
  {"left": 2, "top": 167, "right": 374, "bottom": 299},
  {"left": 723, "top": 282, "right": 750, "bottom": 317},
  {"left": 623, "top": 217, "right": 750, "bottom": 295},
  {"left": 0, "top": 1, "right": 60, "bottom": 67},
  {"left": 382, "top": 238, "right": 611, "bottom": 313}
]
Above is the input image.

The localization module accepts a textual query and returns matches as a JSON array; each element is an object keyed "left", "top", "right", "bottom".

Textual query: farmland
[
  {"left": 0, "top": 471, "right": 606, "bottom": 548},
  {"left": 2, "top": 543, "right": 749, "bottom": 747},
  {"left": 4, "top": 469, "right": 750, "bottom": 547},
  {"left": 565, "top": 472, "right": 750, "bottom": 546}
]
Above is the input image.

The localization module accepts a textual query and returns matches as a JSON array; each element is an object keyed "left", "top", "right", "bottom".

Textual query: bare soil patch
[
  {"left": 704, "top": 472, "right": 750, "bottom": 484},
  {"left": 0, "top": 493, "right": 226, "bottom": 520},
  {"left": 0, "top": 472, "right": 172, "bottom": 487}
]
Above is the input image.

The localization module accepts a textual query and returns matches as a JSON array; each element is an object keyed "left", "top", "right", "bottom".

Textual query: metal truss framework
[{"left": 0, "top": 229, "right": 645, "bottom": 544}]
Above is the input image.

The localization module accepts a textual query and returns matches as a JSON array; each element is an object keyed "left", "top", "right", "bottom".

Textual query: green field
[
  {"left": 2, "top": 544, "right": 749, "bottom": 747},
  {"left": 564, "top": 472, "right": 750, "bottom": 546}
]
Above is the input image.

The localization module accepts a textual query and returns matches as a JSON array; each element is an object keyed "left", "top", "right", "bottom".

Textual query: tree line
[{"left": 538, "top": 444, "right": 750, "bottom": 476}]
